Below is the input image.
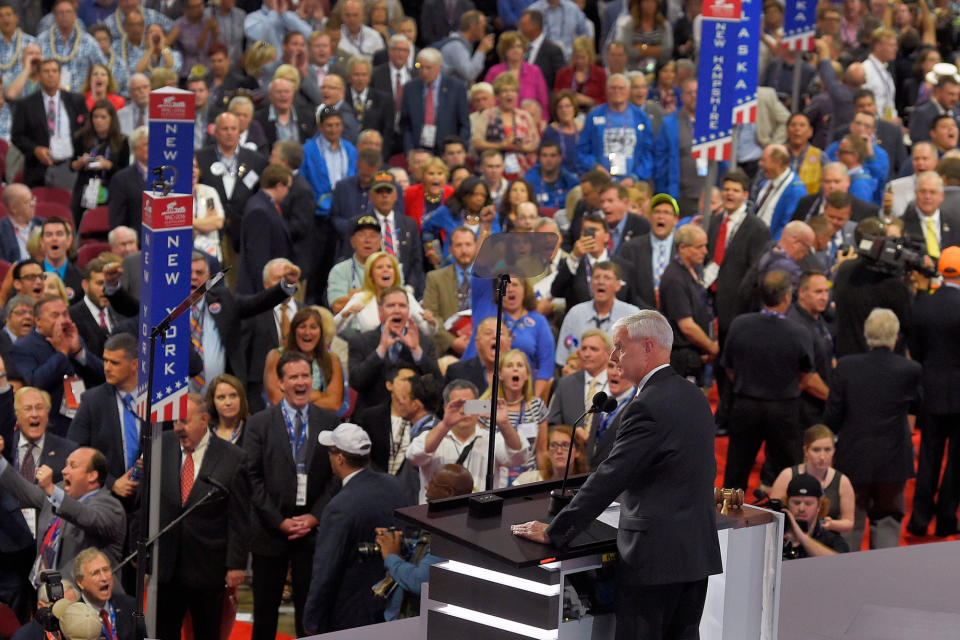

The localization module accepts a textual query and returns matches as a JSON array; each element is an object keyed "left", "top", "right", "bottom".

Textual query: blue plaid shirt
[
  {"left": 39, "top": 27, "right": 107, "bottom": 92},
  {"left": 105, "top": 7, "right": 173, "bottom": 40},
  {"left": 0, "top": 29, "right": 37, "bottom": 86},
  {"left": 111, "top": 38, "right": 145, "bottom": 78}
]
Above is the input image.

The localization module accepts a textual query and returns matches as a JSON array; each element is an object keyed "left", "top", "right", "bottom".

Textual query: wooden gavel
[{"left": 714, "top": 487, "right": 744, "bottom": 515}]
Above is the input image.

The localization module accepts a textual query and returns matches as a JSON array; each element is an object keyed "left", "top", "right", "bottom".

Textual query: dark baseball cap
[
  {"left": 352, "top": 215, "right": 381, "bottom": 235},
  {"left": 786, "top": 473, "right": 823, "bottom": 499}
]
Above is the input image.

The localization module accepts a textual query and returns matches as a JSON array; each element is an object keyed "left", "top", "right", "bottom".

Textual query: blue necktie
[{"left": 122, "top": 393, "right": 139, "bottom": 470}]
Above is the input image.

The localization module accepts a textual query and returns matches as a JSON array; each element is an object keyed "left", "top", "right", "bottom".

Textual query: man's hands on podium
[{"left": 511, "top": 520, "right": 550, "bottom": 544}]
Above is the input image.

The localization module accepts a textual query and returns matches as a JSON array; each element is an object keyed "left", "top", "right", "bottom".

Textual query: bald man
[
  {"left": 0, "top": 184, "right": 43, "bottom": 263},
  {"left": 792, "top": 162, "right": 881, "bottom": 222},
  {"left": 735, "top": 221, "right": 817, "bottom": 316},
  {"left": 754, "top": 144, "right": 809, "bottom": 239}
]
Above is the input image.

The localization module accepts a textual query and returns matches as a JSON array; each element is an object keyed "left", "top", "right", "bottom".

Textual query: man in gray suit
[
  {"left": 548, "top": 329, "right": 612, "bottom": 427},
  {"left": 0, "top": 445, "right": 125, "bottom": 583}
]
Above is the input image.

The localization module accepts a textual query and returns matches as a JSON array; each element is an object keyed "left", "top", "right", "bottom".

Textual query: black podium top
[{"left": 396, "top": 476, "right": 770, "bottom": 569}]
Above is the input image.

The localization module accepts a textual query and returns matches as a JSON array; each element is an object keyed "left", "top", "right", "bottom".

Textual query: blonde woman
[
  {"left": 480, "top": 349, "right": 548, "bottom": 485},
  {"left": 553, "top": 36, "right": 606, "bottom": 110},
  {"left": 333, "top": 252, "right": 436, "bottom": 336}
]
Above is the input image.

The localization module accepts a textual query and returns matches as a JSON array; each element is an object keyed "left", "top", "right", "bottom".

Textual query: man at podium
[{"left": 513, "top": 309, "right": 722, "bottom": 640}]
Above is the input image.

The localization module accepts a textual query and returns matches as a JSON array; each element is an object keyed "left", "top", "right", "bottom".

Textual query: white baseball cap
[{"left": 318, "top": 423, "right": 372, "bottom": 455}]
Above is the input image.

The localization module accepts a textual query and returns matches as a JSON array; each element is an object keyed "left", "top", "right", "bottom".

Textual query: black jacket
[{"left": 11, "top": 89, "right": 88, "bottom": 187}]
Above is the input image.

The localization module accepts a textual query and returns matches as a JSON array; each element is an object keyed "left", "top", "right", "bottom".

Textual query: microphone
[
  {"left": 549, "top": 391, "right": 612, "bottom": 515},
  {"left": 198, "top": 475, "right": 228, "bottom": 494}
]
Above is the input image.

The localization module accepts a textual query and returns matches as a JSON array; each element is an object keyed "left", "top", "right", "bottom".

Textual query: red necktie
[
  {"left": 383, "top": 219, "right": 395, "bottom": 256},
  {"left": 424, "top": 83, "right": 435, "bottom": 126},
  {"left": 180, "top": 449, "right": 194, "bottom": 505},
  {"left": 99, "top": 308, "right": 107, "bottom": 330},
  {"left": 714, "top": 215, "right": 729, "bottom": 267},
  {"left": 100, "top": 609, "right": 114, "bottom": 640}
]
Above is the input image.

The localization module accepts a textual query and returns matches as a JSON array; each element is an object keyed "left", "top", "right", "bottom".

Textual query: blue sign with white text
[
  {"left": 733, "top": 0, "right": 761, "bottom": 124},
  {"left": 783, "top": 0, "right": 818, "bottom": 50}
]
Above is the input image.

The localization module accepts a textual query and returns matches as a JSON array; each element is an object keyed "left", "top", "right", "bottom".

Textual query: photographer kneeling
[
  {"left": 782, "top": 474, "right": 850, "bottom": 560},
  {"left": 375, "top": 464, "right": 474, "bottom": 621}
]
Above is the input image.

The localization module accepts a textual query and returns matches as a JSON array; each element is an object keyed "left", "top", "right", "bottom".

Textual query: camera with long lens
[
  {"left": 36, "top": 570, "right": 64, "bottom": 633},
  {"left": 856, "top": 234, "right": 938, "bottom": 278}
]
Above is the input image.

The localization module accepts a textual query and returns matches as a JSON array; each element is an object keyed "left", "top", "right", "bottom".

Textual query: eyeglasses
[
  {"left": 548, "top": 441, "right": 571, "bottom": 451},
  {"left": 18, "top": 273, "right": 47, "bottom": 281}
]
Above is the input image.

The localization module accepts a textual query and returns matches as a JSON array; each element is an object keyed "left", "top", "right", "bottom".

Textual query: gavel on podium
[{"left": 714, "top": 487, "right": 744, "bottom": 515}]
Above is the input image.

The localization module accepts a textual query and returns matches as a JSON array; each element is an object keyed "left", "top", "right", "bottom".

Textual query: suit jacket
[
  {"left": 901, "top": 205, "right": 960, "bottom": 257},
  {"left": 195, "top": 145, "right": 269, "bottom": 251},
  {"left": 108, "top": 163, "right": 148, "bottom": 240},
  {"left": 550, "top": 253, "right": 636, "bottom": 311},
  {"left": 876, "top": 119, "right": 907, "bottom": 178},
  {"left": 792, "top": 191, "right": 879, "bottom": 223},
  {"left": 282, "top": 174, "right": 317, "bottom": 274},
  {"left": 238, "top": 191, "right": 294, "bottom": 294},
  {"left": 547, "top": 370, "right": 588, "bottom": 426},
  {"left": 907, "top": 98, "right": 952, "bottom": 145},
  {"left": 0, "top": 388, "right": 75, "bottom": 484},
  {"left": 419, "top": 0, "right": 474, "bottom": 46},
  {"left": 444, "top": 356, "right": 488, "bottom": 393},
  {"left": 78, "top": 592, "right": 142, "bottom": 640},
  {"left": 586, "top": 396, "right": 627, "bottom": 468},
  {"left": 11, "top": 89, "right": 88, "bottom": 187},
  {"left": 10, "top": 330, "right": 105, "bottom": 436},
  {"left": 909, "top": 284, "right": 960, "bottom": 415},
  {"left": 108, "top": 282, "right": 289, "bottom": 386},
  {"left": 707, "top": 212, "right": 772, "bottom": 336},
  {"left": 253, "top": 103, "right": 316, "bottom": 148},
  {"left": 565, "top": 212, "right": 651, "bottom": 258},
  {"left": 157, "top": 431, "right": 249, "bottom": 588},
  {"left": 240, "top": 301, "right": 299, "bottom": 400},
  {"left": 824, "top": 348, "right": 921, "bottom": 484},
  {"left": 370, "top": 63, "right": 404, "bottom": 154},
  {"left": 66, "top": 383, "right": 134, "bottom": 498},
  {"left": 421, "top": 264, "right": 462, "bottom": 354},
  {"left": 0, "top": 217, "right": 42, "bottom": 264},
  {"left": 0, "top": 466, "right": 125, "bottom": 581},
  {"left": 302, "top": 468, "right": 406, "bottom": 634},
  {"left": 348, "top": 87, "right": 394, "bottom": 142},
  {"left": 399, "top": 75, "right": 471, "bottom": 154},
  {"left": 547, "top": 367, "right": 723, "bottom": 586},
  {"left": 348, "top": 328, "right": 442, "bottom": 415},
  {"left": 68, "top": 299, "right": 118, "bottom": 360},
  {"left": 359, "top": 212, "right": 426, "bottom": 297},
  {"left": 532, "top": 37, "right": 565, "bottom": 90},
  {"left": 243, "top": 403, "right": 339, "bottom": 556},
  {"left": 618, "top": 233, "right": 674, "bottom": 309}
]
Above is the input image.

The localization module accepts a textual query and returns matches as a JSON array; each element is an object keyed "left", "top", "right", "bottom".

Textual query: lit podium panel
[{"left": 394, "top": 476, "right": 784, "bottom": 640}]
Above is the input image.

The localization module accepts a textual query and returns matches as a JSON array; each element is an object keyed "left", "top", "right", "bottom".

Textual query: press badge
[
  {"left": 609, "top": 153, "right": 627, "bottom": 176},
  {"left": 296, "top": 472, "right": 308, "bottom": 506},
  {"left": 61, "top": 375, "right": 85, "bottom": 418},
  {"left": 504, "top": 152, "right": 521, "bottom": 175},
  {"left": 242, "top": 170, "right": 259, "bottom": 190},
  {"left": 517, "top": 422, "right": 539, "bottom": 447},
  {"left": 420, "top": 124, "right": 437, "bottom": 149},
  {"left": 696, "top": 156, "right": 709, "bottom": 177}
]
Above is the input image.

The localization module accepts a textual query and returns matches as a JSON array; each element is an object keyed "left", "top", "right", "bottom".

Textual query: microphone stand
[
  {"left": 548, "top": 393, "right": 616, "bottom": 515},
  {"left": 484, "top": 274, "right": 511, "bottom": 492}
]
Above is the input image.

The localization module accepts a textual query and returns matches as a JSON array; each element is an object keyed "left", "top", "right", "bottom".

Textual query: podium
[{"left": 395, "top": 476, "right": 784, "bottom": 640}]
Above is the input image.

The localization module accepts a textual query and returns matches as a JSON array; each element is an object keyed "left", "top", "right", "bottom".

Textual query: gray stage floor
[{"left": 779, "top": 540, "right": 960, "bottom": 640}]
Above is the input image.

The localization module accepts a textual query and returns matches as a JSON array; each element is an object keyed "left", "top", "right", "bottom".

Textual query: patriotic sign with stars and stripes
[
  {"left": 692, "top": 0, "right": 743, "bottom": 162},
  {"left": 782, "top": 0, "right": 818, "bottom": 51}
]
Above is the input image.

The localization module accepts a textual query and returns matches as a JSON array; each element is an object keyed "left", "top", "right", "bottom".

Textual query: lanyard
[
  {"left": 103, "top": 603, "right": 117, "bottom": 640},
  {"left": 281, "top": 404, "right": 307, "bottom": 461},
  {"left": 600, "top": 397, "right": 627, "bottom": 431}
]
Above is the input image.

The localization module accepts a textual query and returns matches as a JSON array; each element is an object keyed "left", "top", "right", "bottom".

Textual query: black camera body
[
  {"left": 857, "top": 234, "right": 938, "bottom": 278},
  {"left": 37, "top": 570, "right": 64, "bottom": 632}
]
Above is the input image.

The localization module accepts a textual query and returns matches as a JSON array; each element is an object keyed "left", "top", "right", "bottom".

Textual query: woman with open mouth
[
  {"left": 264, "top": 307, "right": 344, "bottom": 413},
  {"left": 82, "top": 63, "right": 125, "bottom": 112},
  {"left": 333, "top": 252, "right": 436, "bottom": 337},
  {"left": 479, "top": 348, "right": 549, "bottom": 486}
]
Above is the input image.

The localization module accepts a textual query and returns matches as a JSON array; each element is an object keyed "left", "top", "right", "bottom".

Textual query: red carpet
[{"left": 228, "top": 621, "right": 293, "bottom": 640}]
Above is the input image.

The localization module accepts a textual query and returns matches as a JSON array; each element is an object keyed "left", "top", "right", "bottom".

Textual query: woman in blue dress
[{"left": 421, "top": 176, "right": 502, "bottom": 263}]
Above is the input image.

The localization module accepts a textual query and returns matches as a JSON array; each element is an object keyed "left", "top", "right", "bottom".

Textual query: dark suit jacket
[
  {"left": 824, "top": 348, "right": 921, "bottom": 484},
  {"left": 0, "top": 388, "right": 75, "bottom": 484},
  {"left": 907, "top": 98, "right": 951, "bottom": 145},
  {"left": 707, "top": 212, "right": 771, "bottom": 336},
  {"left": 243, "top": 403, "right": 339, "bottom": 556},
  {"left": 302, "top": 468, "right": 406, "bottom": 634},
  {"left": 444, "top": 355, "right": 488, "bottom": 393},
  {"left": 11, "top": 89, "right": 88, "bottom": 187},
  {"left": 0, "top": 217, "right": 42, "bottom": 264},
  {"left": 283, "top": 174, "right": 316, "bottom": 275},
  {"left": 57, "top": 262, "right": 84, "bottom": 305},
  {"left": 108, "top": 164, "right": 147, "bottom": 241},
  {"left": 157, "top": 431, "right": 249, "bottom": 588},
  {"left": 195, "top": 145, "right": 270, "bottom": 251},
  {"left": 419, "top": 0, "right": 474, "bottom": 46},
  {"left": 618, "top": 233, "right": 675, "bottom": 309},
  {"left": 351, "top": 212, "right": 425, "bottom": 297},
  {"left": 348, "top": 328, "right": 442, "bottom": 415},
  {"left": 909, "top": 284, "right": 960, "bottom": 415},
  {"left": 901, "top": 205, "right": 960, "bottom": 256},
  {"left": 10, "top": 330, "right": 105, "bottom": 436},
  {"left": 547, "top": 370, "right": 587, "bottom": 426},
  {"left": 240, "top": 302, "right": 300, "bottom": 409},
  {"left": 68, "top": 299, "right": 119, "bottom": 360},
  {"left": 254, "top": 103, "right": 316, "bottom": 148},
  {"left": 77, "top": 592, "right": 143, "bottom": 640},
  {"left": 370, "top": 63, "right": 402, "bottom": 153},
  {"left": 877, "top": 119, "right": 907, "bottom": 178},
  {"left": 108, "top": 282, "right": 289, "bottom": 386},
  {"left": 238, "top": 191, "right": 294, "bottom": 294},
  {"left": 547, "top": 367, "right": 723, "bottom": 586},
  {"left": 791, "top": 191, "right": 879, "bottom": 223},
  {"left": 550, "top": 253, "right": 636, "bottom": 311},
  {"left": 371, "top": 47, "right": 418, "bottom": 69},
  {"left": 348, "top": 86, "right": 394, "bottom": 142},
  {"left": 399, "top": 75, "right": 471, "bottom": 154},
  {"left": 533, "top": 37, "right": 565, "bottom": 91},
  {"left": 66, "top": 383, "right": 133, "bottom": 497},
  {"left": 586, "top": 397, "right": 626, "bottom": 469}
]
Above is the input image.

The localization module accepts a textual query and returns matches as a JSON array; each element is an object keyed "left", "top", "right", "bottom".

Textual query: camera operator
[
  {"left": 12, "top": 577, "right": 79, "bottom": 640},
  {"left": 782, "top": 474, "right": 849, "bottom": 560},
  {"left": 375, "top": 463, "right": 474, "bottom": 621},
  {"left": 832, "top": 217, "right": 913, "bottom": 357}
]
